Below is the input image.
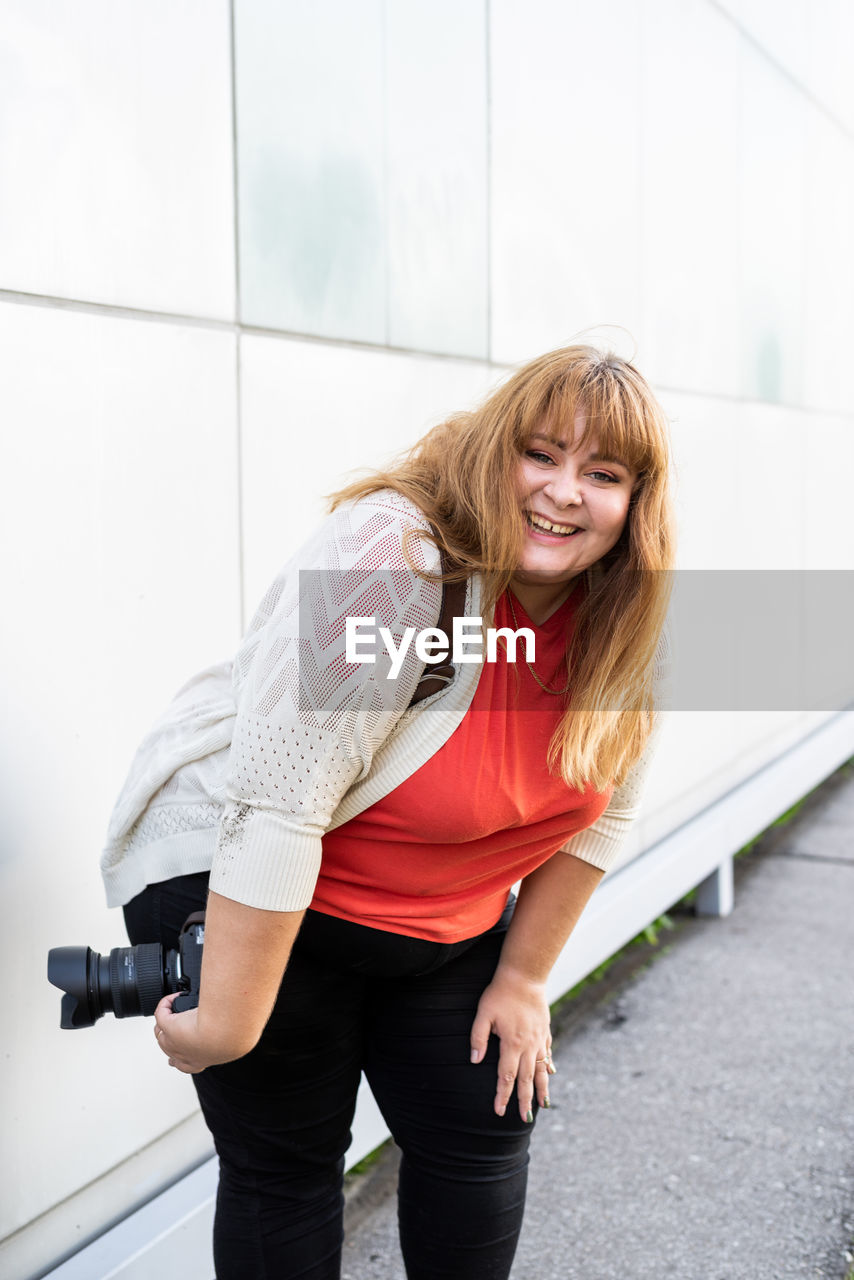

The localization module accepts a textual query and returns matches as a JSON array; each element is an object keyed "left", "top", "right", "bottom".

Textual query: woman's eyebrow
[
  {"left": 588, "top": 450, "right": 631, "bottom": 470},
  {"left": 530, "top": 432, "right": 568, "bottom": 450},
  {"left": 530, "top": 434, "right": 630, "bottom": 469}
]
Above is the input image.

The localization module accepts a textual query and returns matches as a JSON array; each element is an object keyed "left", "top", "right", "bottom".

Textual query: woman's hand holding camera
[
  {"left": 153, "top": 891, "right": 306, "bottom": 1075},
  {"left": 152, "top": 994, "right": 233, "bottom": 1075}
]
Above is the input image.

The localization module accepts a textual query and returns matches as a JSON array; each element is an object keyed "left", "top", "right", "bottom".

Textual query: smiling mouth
[{"left": 525, "top": 512, "right": 580, "bottom": 537}]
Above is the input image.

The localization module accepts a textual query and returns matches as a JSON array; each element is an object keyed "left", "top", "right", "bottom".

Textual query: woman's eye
[
  {"left": 588, "top": 469, "right": 619, "bottom": 483},
  {"left": 526, "top": 450, "right": 554, "bottom": 465}
]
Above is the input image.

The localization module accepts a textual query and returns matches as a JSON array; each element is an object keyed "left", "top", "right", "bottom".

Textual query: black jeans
[{"left": 124, "top": 874, "right": 534, "bottom": 1280}]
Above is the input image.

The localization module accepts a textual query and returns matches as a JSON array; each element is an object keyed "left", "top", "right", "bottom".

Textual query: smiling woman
[
  {"left": 107, "top": 344, "right": 675, "bottom": 1280},
  {"left": 331, "top": 344, "right": 675, "bottom": 788},
  {"left": 514, "top": 411, "right": 638, "bottom": 621}
]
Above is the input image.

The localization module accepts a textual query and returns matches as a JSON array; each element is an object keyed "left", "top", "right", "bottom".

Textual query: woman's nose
[{"left": 545, "top": 468, "right": 582, "bottom": 508}]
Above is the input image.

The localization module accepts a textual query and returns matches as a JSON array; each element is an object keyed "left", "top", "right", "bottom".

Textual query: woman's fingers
[
  {"left": 515, "top": 1052, "right": 537, "bottom": 1122},
  {"left": 469, "top": 1007, "right": 492, "bottom": 1065},
  {"left": 494, "top": 1046, "right": 556, "bottom": 1119},
  {"left": 493, "top": 1044, "right": 521, "bottom": 1118},
  {"left": 494, "top": 1048, "right": 541, "bottom": 1122},
  {"left": 470, "top": 977, "right": 554, "bottom": 1119},
  {"left": 152, "top": 994, "right": 206, "bottom": 1072},
  {"left": 535, "top": 1050, "right": 555, "bottom": 1108},
  {"left": 152, "top": 992, "right": 180, "bottom": 1056}
]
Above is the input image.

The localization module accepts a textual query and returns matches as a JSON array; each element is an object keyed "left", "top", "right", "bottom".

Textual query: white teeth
[{"left": 527, "top": 512, "right": 578, "bottom": 536}]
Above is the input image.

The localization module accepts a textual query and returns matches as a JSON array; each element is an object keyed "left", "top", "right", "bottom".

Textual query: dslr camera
[{"left": 47, "top": 913, "right": 205, "bottom": 1029}]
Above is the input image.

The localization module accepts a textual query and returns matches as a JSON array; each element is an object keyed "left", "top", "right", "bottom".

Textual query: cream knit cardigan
[{"left": 102, "top": 491, "right": 656, "bottom": 913}]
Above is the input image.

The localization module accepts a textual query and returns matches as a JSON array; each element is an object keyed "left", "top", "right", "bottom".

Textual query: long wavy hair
[{"left": 329, "top": 345, "right": 675, "bottom": 789}]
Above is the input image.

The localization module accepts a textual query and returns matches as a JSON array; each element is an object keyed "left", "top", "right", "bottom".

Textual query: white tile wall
[
  {"left": 713, "top": 0, "right": 810, "bottom": 93},
  {"left": 732, "top": 401, "right": 806, "bottom": 568},
  {"left": 668, "top": 391, "right": 805, "bottom": 570},
  {"left": 0, "top": 1, "right": 235, "bottom": 318},
  {"left": 641, "top": 0, "right": 741, "bottom": 397},
  {"left": 802, "top": 412, "right": 854, "bottom": 570},
  {"left": 715, "top": 1, "right": 854, "bottom": 154},
  {"left": 802, "top": 108, "right": 854, "bottom": 416},
  {"left": 805, "top": 0, "right": 854, "bottom": 133},
  {"left": 0, "top": 301, "right": 239, "bottom": 1237},
  {"left": 717, "top": 0, "right": 854, "bottom": 183},
  {"left": 490, "top": 0, "right": 643, "bottom": 365},
  {"left": 385, "top": 0, "right": 488, "bottom": 358},
  {"left": 235, "top": 0, "right": 386, "bottom": 342},
  {"left": 236, "top": 0, "right": 488, "bottom": 358},
  {"left": 665, "top": 386, "right": 719, "bottom": 570},
  {"left": 635, "top": 708, "right": 811, "bottom": 868},
  {"left": 739, "top": 44, "right": 806, "bottom": 406},
  {"left": 238, "top": 333, "right": 497, "bottom": 611}
]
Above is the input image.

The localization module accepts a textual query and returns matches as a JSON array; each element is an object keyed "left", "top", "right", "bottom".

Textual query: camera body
[
  {"left": 47, "top": 913, "right": 205, "bottom": 1029},
  {"left": 171, "top": 918, "right": 204, "bottom": 1013}
]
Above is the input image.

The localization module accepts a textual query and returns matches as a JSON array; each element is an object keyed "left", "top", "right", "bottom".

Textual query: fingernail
[
  {"left": 497, "top": 1104, "right": 506, "bottom": 1117},
  {"left": 526, "top": 1110, "right": 533, "bottom": 1124},
  {"left": 543, "top": 1097, "right": 551, "bottom": 1108},
  {"left": 470, "top": 1049, "right": 480, "bottom": 1064},
  {"left": 547, "top": 1063, "right": 557, "bottom": 1075}
]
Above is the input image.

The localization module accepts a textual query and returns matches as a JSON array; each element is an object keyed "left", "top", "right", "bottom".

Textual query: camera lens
[
  {"left": 48, "top": 943, "right": 167, "bottom": 1028},
  {"left": 106, "top": 944, "right": 167, "bottom": 1018}
]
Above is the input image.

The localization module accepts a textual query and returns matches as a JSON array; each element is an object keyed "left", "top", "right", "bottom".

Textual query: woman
[{"left": 105, "top": 345, "right": 674, "bottom": 1279}]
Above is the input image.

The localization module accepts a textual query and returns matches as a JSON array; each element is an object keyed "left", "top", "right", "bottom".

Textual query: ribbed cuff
[
  {"left": 563, "top": 822, "right": 626, "bottom": 873},
  {"left": 209, "top": 804, "right": 323, "bottom": 911}
]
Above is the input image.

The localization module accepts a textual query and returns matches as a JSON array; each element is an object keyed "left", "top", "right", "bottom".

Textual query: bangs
[{"left": 515, "top": 358, "right": 667, "bottom": 479}]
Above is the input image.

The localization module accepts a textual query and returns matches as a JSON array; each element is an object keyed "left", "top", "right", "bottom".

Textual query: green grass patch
[
  {"left": 550, "top": 757, "right": 854, "bottom": 1019},
  {"left": 345, "top": 1140, "right": 392, "bottom": 1180},
  {"left": 551, "top": 912, "right": 677, "bottom": 1012}
]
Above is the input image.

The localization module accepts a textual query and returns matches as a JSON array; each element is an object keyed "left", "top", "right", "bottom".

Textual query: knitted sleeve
[
  {"left": 208, "top": 492, "right": 443, "bottom": 911},
  {"left": 556, "top": 730, "right": 658, "bottom": 871}
]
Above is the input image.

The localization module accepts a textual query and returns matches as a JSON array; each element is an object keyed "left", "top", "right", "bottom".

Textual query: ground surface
[{"left": 341, "top": 765, "right": 854, "bottom": 1279}]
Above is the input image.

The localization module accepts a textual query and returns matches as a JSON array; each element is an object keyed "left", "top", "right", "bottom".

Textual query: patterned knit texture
[
  {"left": 102, "top": 492, "right": 443, "bottom": 908},
  {"left": 101, "top": 490, "right": 664, "bottom": 910}
]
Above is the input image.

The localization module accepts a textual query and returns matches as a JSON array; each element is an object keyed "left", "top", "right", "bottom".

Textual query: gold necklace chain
[{"left": 506, "top": 591, "right": 571, "bottom": 696}]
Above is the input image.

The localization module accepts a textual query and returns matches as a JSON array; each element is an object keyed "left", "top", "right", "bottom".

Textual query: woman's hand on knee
[{"left": 469, "top": 966, "right": 554, "bottom": 1123}]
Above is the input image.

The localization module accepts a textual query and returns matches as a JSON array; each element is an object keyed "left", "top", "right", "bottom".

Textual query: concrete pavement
[{"left": 341, "top": 762, "right": 854, "bottom": 1279}]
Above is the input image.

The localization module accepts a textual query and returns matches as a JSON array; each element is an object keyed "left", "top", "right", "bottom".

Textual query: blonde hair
[{"left": 329, "top": 345, "right": 675, "bottom": 789}]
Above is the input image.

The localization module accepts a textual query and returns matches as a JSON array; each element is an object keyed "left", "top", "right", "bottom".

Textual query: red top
[{"left": 312, "top": 586, "right": 611, "bottom": 941}]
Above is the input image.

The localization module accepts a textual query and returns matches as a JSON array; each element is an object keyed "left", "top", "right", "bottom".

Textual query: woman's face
[{"left": 512, "top": 411, "right": 636, "bottom": 607}]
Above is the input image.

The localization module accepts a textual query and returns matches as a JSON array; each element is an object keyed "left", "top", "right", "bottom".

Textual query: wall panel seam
[
  {"left": 1, "top": 290, "right": 850, "bottom": 421},
  {"left": 705, "top": 0, "right": 854, "bottom": 141},
  {"left": 485, "top": 0, "right": 492, "bottom": 365}
]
